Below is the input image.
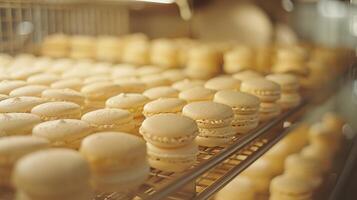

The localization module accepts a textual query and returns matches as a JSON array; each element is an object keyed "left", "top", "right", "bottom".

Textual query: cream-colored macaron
[
  {"left": 41, "top": 88, "right": 85, "bottom": 106},
  {"left": 143, "top": 86, "right": 179, "bottom": 100},
  {"left": 0, "top": 96, "right": 46, "bottom": 113},
  {"left": 215, "top": 176, "right": 256, "bottom": 200},
  {"left": 12, "top": 148, "right": 93, "bottom": 200},
  {"left": 172, "top": 79, "right": 205, "bottom": 91},
  {"left": 162, "top": 69, "right": 187, "bottom": 83},
  {"left": 232, "top": 70, "right": 263, "bottom": 82},
  {"left": 80, "top": 132, "right": 149, "bottom": 192},
  {"left": 32, "top": 119, "right": 92, "bottom": 149},
  {"left": 0, "top": 113, "right": 41, "bottom": 136},
  {"left": 241, "top": 78, "right": 281, "bottom": 102},
  {"left": 204, "top": 76, "right": 241, "bottom": 91},
  {"left": 81, "top": 82, "right": 122, "bottom": 101},
  {"left": 266, "top": 73, "right": 300, "bottom": 92},
  {"left": 140, "top": 75, "right": 171, "bottom": 88},
  {"left": 114, "top": 79, "right": 147, "bottom": 93},
  {"left": 31, "top": 101, "right": 81, "bottom": 121},
  {"left": 81, "top": 108, "right": 135, "bottom": 133},
  {"left": 0, "top": 80, "right": 27, "bottom": 95},
  {"left": 50, "top": 78, "right": 83, "bottom": 91},
  {"left": 143, "top": 98, "right": 186, "bottom": 117},
  {"left": 106, "top": 93, "right": 149, "bottom": 118},
  {"left": 0, "top": 136, "right": 49, "bottom": 187},
  {"left": 9, "top": 85, "right": 48, "bottom": 97},
  {"left": 178, "top": 87, "right": 216, "bottom": 102},
  {"left": 27, "top": 73, "right": 60, "bottom": 86}
]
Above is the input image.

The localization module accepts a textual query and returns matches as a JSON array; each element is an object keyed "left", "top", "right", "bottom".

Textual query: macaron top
[
  {"left": 9, "top": 85, "right": 48, "bottom": 97},
  {"left": 240, "top": 78, "right": 281, "bottom": 100},
  {"left": 50, "top": 78, "right": 83, "bottom": 91},
  {"left": 214, "top": 91, "right": 260, "bottom": 114},
  {"left": 0, "top": 136, "right": 49, "bottom": 165},
  {"left": 80, "top": 132, "right": 146, "bottom": 170},
  {"left": 0, "top": 80, "right": 27, "bottom": 95},
  {"left": 81, "top": 82, "right": 122, "bottom": 100},
  {"left": 172, "top": 79, "right": 205, "bottom": 91},
  {"left": 0, "top": 113, "right": 41, "bottom": 136},
  {"left": 179, "top": 87, "right": 216, "bottom": 102},
  {"left": 182, "top": 101, "right": 234, "bottom": 120},
  {"left": 31, "top": 101, "right": 81, "bottom": 120},
  {"left": 83, "top": 75, "right": 112, "bottom": 85},
  {"left": 143, "top": 98, "right": 186, "bottom": 116},
  {"left": 204, "top": 77, "right": 241, "bottom": 91},
  {"left": 140, "top": 113, "right": 198, "bottom": 138},
  {"left": 285, "top": 153, "right": 322, "bottom": 175},
  {"left": 32, "top": 119, "right": 92, "bottom": 142},
  {"left": 81, "top": 108, "right": 133, "bottom": 126},
  {"left": 140, "top": 75, "right": 171, "bottom": 88},
  {"left": 162, "top": 69, "right": 186, "bottom": 83},
  {"left": 232, "top": 70, "right": 262, "bottom": 81},
  {"left": 41, "top": 88, "right": 85, "bottom": 105},
  {"left": 266, "top": 73, "right": 299, "bottom": 92},
  {"left": 115, "top": 79, "right": 147, "bottom": 93},
  {"left": 0, "top": 96, "right": 46, "bottom": 113},
  {"left": 27, "top": 73, "right": 60, "bottom": 86},
  {"left": 143, "top": 86, "right": 179, "bottom": 100},
  {"left": 13, "top": 149, "right": 90, "bottom": 194},
  {"left": 136, "top": 65, "right": 163, "bottom": 76},
  {"left": 270, "top": 175, "right": 314, "bottom": 196},
  {"left": 106, "top": 93, "right": 149, "bottom": 109}
]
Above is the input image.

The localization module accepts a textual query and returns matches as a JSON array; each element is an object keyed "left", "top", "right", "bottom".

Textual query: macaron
[
  {"left": 106, "top": 93, "right": 149, "bottom": 118},
  {"left": 309, "top": 122, "right": 339, "bottom": 153},
  {"left": 32, "top": 119, "right": 91, "bottom": 149},
  {"left": 0, "top": 113, "right": 41, "bottom": 136},
  {"left": 0, "top": 96, "right": 46, "bottom": 113},
  {"left": 50, "top": 78, "right": 83, "bottom": 91},
  {"left": 140, "top": 113, "right": 198, "bottom": 148},
  {"left": 0, "top": 80, "right": 27, "bottom": 95},
  {"left": 81, "top": 108, "right": 135, "bottom": 133},
  {"left": 232, "top": 70, "right": 263, "bottom": 81},
  {"left": 41, "top": 88, "right": 85, "bottom": 106},
  {"left": 178, "top": 87, "right": 216, "bottom": 102},
  {"left": 80, "top": 132, "right": 149, "bottom": 192},
  {"left": 140, "top": 75, "right": 171, "bottom": 88},
  {"left": 83, "top": 75, "right": 112, "bottom": 85},
  {"left": 31, "top": 101, "right": 81, "bottom": 121},
  {"left": 27, "top": 73, "right": 60, "bottom": 86},
  {"left": 143, "top": 98, "right": 186, "bottom": 117},
  {"left": 269, "top": 174, "right": 315, "bottom": 200},
  {"left": 0, "top": 136, "right": 49, "bottom": 187},
  {"left": 172, "top": 79, "right": 205, "bottom": 91},
  {"left": 162, "top": 69, "right": 187, "bottom": 83},
  {"left": 9, "top": 85, "right": 49, "bottom": 97},
  {"left": 204, "top": 76, "right": 241, "bottom": 91},
  {"left": 259, "top": 102, "right": 281, "bottom": 122},
  {"left": 301, "top": 144, "right": 332, "bottom": 172},
  {"left": 146, "top": 142, "right": 198, "bottom": 172},
  {"left": 12, "top": 149, "right": 93, "bottom": 200},
  {"left": 114, "top": 79, "right": 147, "bottom": 93},
  {"left": 143, "top": 86, "right": 179, "bottom": 100},
  {"left": 240, "top": 78, "right": 281, "bottom": 102},
  {"left": 182, "top": 101, "right": 235, "bottom": 147},
  {"left": 215, "top": 176, "right": 256, "bottom": 200},
  {"left": 277, "top": 93, "right": 301, "bottom": 109},
  {"left": 81, "top": 82, "right": 122, "bottom": 101},
  {"left": 266, "top": 73, "right": 300, "bottom": 92}
]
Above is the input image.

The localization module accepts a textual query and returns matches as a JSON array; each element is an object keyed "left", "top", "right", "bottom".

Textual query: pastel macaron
[
  {"left": 259, "top": 102, "right": 281, "bottom": 122},
  {"left": 32, "top": 119, "right": 92, "bottom": 149},
  {"left": 9, "top": 85, "right": 49, "bottom": 97},
  {"left": 172, "top": 79, "right": 205, "bottom": 91},
  {"left": 80, "top": 132, "right": 149, "bottom": 192},
  {"left": 0, "top": 136, "right": 49, "bottom": 187},
  {"left": 41, "top": 88, "right": 85, "bottom": 107},
  {"left": 232, "top": 70, "right": 263, "bottom": 82},
  {"left": 143, "top": 98, "right": 186, "bottom": 117},
  {"left": 214, "top": 91, "right": 260, "bottom": 133},
  {"left": 143, "top": 86, "right": 179, "bottom": 100},
  {"left": 12, "top": 149, "right": 93, "bottom": 200},
  {"left": 0, "top": 113, "right": 41, "bottom": 136},
  {"left": 204, "top": 76, "right": 241, "bottom": 91},
  {"left": 50, "top": 78, "right": 83, "bottom": 91},
  {"left": 0, "top": 96, "right": 46, "bottom": 113},
  {"left": 31, "top": 101, "right": 81, "bottom": 121},
  {"left": 106, "top": 93, "right": 149, "bottom": 118},
  {"left": 81, "top": 108, "right": 135, "bottom": 133},
  {"left": 266, "top": 73, "right": 300, "bottom": 92},
  {"left": 240, "top": 78, "right": 281, "bottom": 102},
  {"left": 27, "top": 73, "right": 60, "bottom": 86},
  {"left": 140, "top": 113, "right": 198, "bottom": 148},
  {"left": 0, "top": 80, "right": 27, "bottom": 95},
  {"left": 178, "top": 87, "right": 216, "bottom": 102}
]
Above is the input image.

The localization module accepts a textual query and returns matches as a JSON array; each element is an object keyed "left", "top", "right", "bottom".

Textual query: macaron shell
[
  {"left": 266, "top": 73, "right": 300, "bottom": 92},
  {"left": 106, "top": 93, "right": 149, "bottom": 109},
  {"left": 143, "top": 86, "right": 178, "bottom": 100},
  {"left": 0, "top": 97, "right": 46, "bottom": 113},
  {"left": 81, "top": 82, "right": 122, "bottom": 101},
  {"left": 204, "top": 77, "right": 241, "bottom": 91},
  {"left": 31, "top": 101, "right": 81, "bottom": 121},
  {"left": 50, "top": 78, "right": 83, "bottom": 91},
  {"left": 172, "top": 79, "right": 205, "bottom": 91},
  {"left": 277, "top": 93, "right": 301, "bottom": 109},
  {"left": 143, "top": 98, "right": 186, "bottom": 117},
  {"left": 178, "top": 87, "right": 215, "bottom": 102},
  {"left": 240, "top": 78, "right": 281, "bottom": 102},
  {"left": 146, "top": 142, "right": 198, "bottom": 172},
  {"left": 0, "top": 80, "right": 27, "bottom": 95},
  {"left": 270, "top": 175, "right": 315, "bottom": 197},
  {"left": 0, "top": 113, "right": 41, "bottom": 136},
  {"left": 9, "top": 85, "right": 49, "bottom": 97},
  {"left": 214, "top": 91, "right": 260, "bottom": 115},
  {"left": 41, "top": 88, "right": 85, "bottom": 106},
  {"left": 232, "top": 70, "right": 263, "bottom": 81}
]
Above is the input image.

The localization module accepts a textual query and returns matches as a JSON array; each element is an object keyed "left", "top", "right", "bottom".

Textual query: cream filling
[
  {"left": 148, "top": 154, "right": 196, "bottom": 164},
  {"left": 198, "top": 127, "right": 236, "bottom": 137},
  {"left": 232, "top": 106, "right": 259, "bottom": 113},
  {"left": 141, "top": 129, "right": 198, "bottom": 144},
  {"left": 39, "top": 113, "right": 81, "bottom": 121},
  {"left": 196, "top": 116, "right": 233, "bottom": 127},
  {"left": 143, "top": 111, "right": 181, "bottom": 118}
]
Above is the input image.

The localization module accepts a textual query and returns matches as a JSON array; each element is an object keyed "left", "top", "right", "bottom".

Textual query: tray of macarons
[{"left": 0, "top": 38, "right": 353, "bottom": 200}]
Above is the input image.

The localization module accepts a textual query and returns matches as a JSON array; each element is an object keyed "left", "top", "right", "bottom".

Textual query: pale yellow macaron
[
  {"left": 0, "top": 113, "right": 41, "bottom": 136},
  {"left": 9, "top": 85, "right": 49, "bottom": 97},
  {"left": 172, "top": 79, "right": 205, "bottom": 91},
  {"left": 240, "top": 78, "right": 281, "bottom": 102},
  {"left": 31, "top": 101, "right": 82, "bottom": 121},
  {"left": 32, "top": 119, "right": 92, "bottom": 149},
  {"left": 143, "top": 86, "right": 179, "bottom": 100},
  {"left": 162, "top": 69, "right": 187, "bottom": 83},
  {"left": 50, "top": 78, "right": 83, "bottom": 91},
  {"left": 232, "top": 70, "right": 263, "bottom": 82},
  {"left": 259, "top": 102, "right": 281, "bottom": 122},
  {"left": 143, "top": 98, "right": 186, "bottom": 117},
  {"left": 266, "top": 73, "right": 300, "bottom": 92},
  {"left": 0, "top": 80, "right": 27, "bottom": 95},
  {"left": 204, "top": 76, "right": 241, "bottom": 91},
  {"left": 0, "top": 136, "right": 49, "bottom": 187},
  {"left": 81, "top": 108, "right": 135, "bottom": 134},
  {"left": 81, "top": 82, "right": 122, "bottom": 101},
  {"left": 12, "top": 148, "right": 93, "bottom": 200},
  {"left": 41, "top": 88, "right": 85, "bottom": 107},
  {"left": 140, "top": 74, "right": 171, "bottom": 88},
  {"left": 178, "top": 87, "right": 216, "bottom": 103},
  {"left": 0, "top": 96, "right": 46, "bottom": 113},
  {"left": 114, "top": 79, "right": 147, "bottom": 93},
  {"left": 215, "top": 176, "right": 256, "bottom": 200},
  {"left": 106, "top": 93, "right": 149, "bottom": 118},
  {"left": 80, "top": 132, "right": 149, "bottom": 192},
  {"left": 27, "top": 73, "right": 60, "bottom": 86}
]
